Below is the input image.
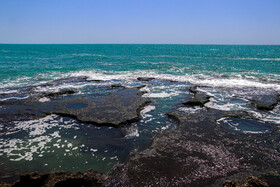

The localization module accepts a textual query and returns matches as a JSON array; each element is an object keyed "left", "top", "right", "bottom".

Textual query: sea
[{"left": 0, "top": 44, "right": 280, "bottom": 182}]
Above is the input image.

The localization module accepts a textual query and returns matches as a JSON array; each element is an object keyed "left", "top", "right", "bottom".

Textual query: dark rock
[
  {"left": 223, "top": 176, "right": 268, "bottom": 187},
  {"left": 43, "top": 89, "right": 77, "bottom": 97},
  {"left": 0, "top": 104, "right": 46, "bottom": 124},
  {"left": 184, "top": 86, "right": 211, "bottom": 106},
  {"left": 134, "top": 85, "right": 146, "bottom": 89},
  {"left": 0, "top": 170, "right": 109, "bottom": 187},
  {"left": 110, "top": 108, "right": 280, "bottom": 186},
  {"left": 223, "top": 180, "right": 237, "bottom": 187},
  {"left": 189, "top": 86, "right": 198, "bottom": 94},
  {"left": 87, "top": 79, "right": 102, "bottom": 82},
  {"left": 243, "top": 176, "right": 268, "bottom": 187},
  {"left": 251, "top": 95, "right": 279, "bottom": 111},
  {"left": 110, "top": 84, "right": 125, "bottom": 88},
  {"left": 137, "top": 77, "right": 155, "bottom": 82},
  {"left": 0, "top": 87, "right": 150, "bottom": 127},
  {"left": 51, "top": 88, "right": 150, "bottom": 127}
]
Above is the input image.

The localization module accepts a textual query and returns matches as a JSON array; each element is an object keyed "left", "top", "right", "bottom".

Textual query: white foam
[
  {"left": 140, "top": 105, "right": 155, "bottom": 118},
  {"left": 39, "top": 97, "right": 51, "bottom": 102},
  {"left": 0, "top": 115, "right": 81, "bottom": 162},
  {"left": 69, "top": 70, "right": 280, "bottom": 91},
  {"left": 0, "top": 96, "right": 29, "bottom": 101},
  {"left": 178, "top": 106, "right": 202, "bottom": 113},
  {"left": 124, "top": 124, "right": 139, "bottom": 138},
  {"left": 143, "top": 92, "right": 178, "bottom": 98},
  {"left": 1, "top": 68, "right": 280, "bottom": 93}
]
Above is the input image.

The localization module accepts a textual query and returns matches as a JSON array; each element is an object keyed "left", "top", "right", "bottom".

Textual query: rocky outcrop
[
  {"left": 0, "top": 170, "right": 109, "bottom": 187},
  {"left": 184, "top": 86, "right": 211, "bottom": 106},
  {"left": 110, "top": 107, "right": 280, "bottom": 186},
  {"left": 51, "top": 88, "right": 151, "bottom": 127},
  {"left": 250, "top": 95, "right": 279, "bottom": 111},
  {"left": 0, "top": 87, "right": 150, "bottom": 127}
]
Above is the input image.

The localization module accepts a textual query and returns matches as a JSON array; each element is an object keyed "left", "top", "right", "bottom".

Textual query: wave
[
  {"left": 1, "top": 69, "right": 280, "bottom": 92},
  {"left": 234, "top": 57, "right": 280, "bottom": 61}
]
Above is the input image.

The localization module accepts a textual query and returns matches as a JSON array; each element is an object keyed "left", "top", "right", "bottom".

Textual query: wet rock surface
[
  {"left": 110, "top": 107, "right": 280, "bottom": 186},
  {"left": 50, "top": 88, "right": 151, "bottom": 127},
  {"left": 184, "top": 86, "right": 211, "bottom": 106},
  {"left": 250, "top": 95, "right": 279, "bottom": 111},
  {"left": 43, "top": 88, "right": 77, "bottom": 97},
  {"left": 0, "top": 170, "right": 109, "bottom": 187},
  {"left": 0, "top": 86, "right": 150, "bottom": 127}
]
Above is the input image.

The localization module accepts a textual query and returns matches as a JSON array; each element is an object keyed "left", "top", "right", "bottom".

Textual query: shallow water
[{"left": 0, "top": 44, "right": 279, "bottom": 183}]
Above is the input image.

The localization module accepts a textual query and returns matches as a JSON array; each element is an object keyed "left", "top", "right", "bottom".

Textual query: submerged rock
[
  {"left": 111, "top": 107, "right": 280, "bottom": 186},
  {"left": 250, "top": 95, "right": 279, "bottom": 111},
  {"left": 0, "top": 170, "right": 109, "bottom": 187},
  {"left": 137, "top": 77, "right": 155, "bottom": 81},
  {"left": 184, "top": 86, "right": 211, "bottom": 106}
]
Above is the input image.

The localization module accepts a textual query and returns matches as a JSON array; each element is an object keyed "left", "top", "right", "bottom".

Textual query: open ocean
[{"left": 0, "top": 44, "right": 280, "bottom": 183}]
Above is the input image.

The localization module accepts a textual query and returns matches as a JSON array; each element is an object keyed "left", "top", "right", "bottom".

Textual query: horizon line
[{"left": 1, "top": 43, "right": 280, "bottom": 46}]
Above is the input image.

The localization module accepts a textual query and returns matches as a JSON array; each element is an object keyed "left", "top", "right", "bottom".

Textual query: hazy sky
[{"left": 0, "top": 0, "right": 280, "bottom": 44}]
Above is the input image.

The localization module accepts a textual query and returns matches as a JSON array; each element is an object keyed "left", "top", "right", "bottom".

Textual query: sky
[{"left": 0, "top": 0, "right": 280, "bottom": 44}]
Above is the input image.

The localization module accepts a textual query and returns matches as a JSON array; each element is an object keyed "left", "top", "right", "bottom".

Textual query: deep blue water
[{"left": 0, "top": 44, "right": 280, "bottom": 182}]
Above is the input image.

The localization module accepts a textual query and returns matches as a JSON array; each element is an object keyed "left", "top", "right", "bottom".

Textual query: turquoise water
[
  {"left": 0, "top": 44, "right": 280, "bottom": 183},
  {"left": 1, "top": 44, "right": 280, "bottom": 86}
]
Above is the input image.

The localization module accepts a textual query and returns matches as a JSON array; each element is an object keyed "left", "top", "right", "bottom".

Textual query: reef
[
  {"left": 0, "top": 83, "right": 150, "bottom": 127},
  {"left": 110, "top": 106, "right": 280, "bottom": 186}
]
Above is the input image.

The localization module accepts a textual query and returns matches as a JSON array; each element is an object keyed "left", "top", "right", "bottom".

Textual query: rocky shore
[{"left": 1, "top": 77, "right": 280, "bottom": 186}]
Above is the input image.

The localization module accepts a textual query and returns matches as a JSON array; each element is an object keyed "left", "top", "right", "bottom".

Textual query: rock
[
  {"left": 0, "top": 87, "right": 150, "bottom": 127},
  {"left": 243, "top": 176, "right": 268, "bottom": 187},
  {"left": 0, "top": 170, "right": 109, "bottom": 187},
  {"left": 251, "top": 95, "right": 279, "bottom": 111},
  {"left": 110, "top": 108, "right": 280, "bottom": 186},
  {"left": 184, "top": 86, "right": 211, "bottom": 106},
  {"left": 189, "top": 86, "right": 198, "bottom": 94},
  {"left": 0, "top": 104, "right": 46, "bottom": 124},
  {"left": 51, "top": 88, "right": 150, "bottom": 127},
  {"left": 134, "top": 85, "right": 146, "bottom": 89},
  {"left": 43, "top": 89, "right": 77, "bottom": 97},
  {"left": 137, "top": 77, "right": 155, "bottom": 82},
  {"left": 110, "top": 84, "right": 125, "bottom": 88},
  {"left": 223, "top": 180, "right": 237, "bottom": 187},
  {"left": 223, "top": 176, "right": 268, "bottom": 187}
]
